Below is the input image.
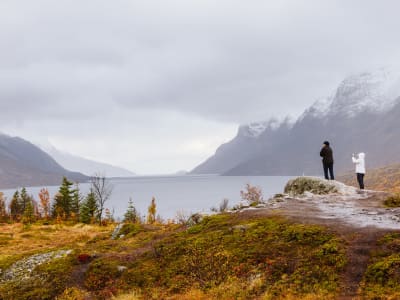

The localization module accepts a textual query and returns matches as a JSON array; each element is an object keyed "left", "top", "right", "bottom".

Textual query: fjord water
[{"left": 1, "top": 175, "right": 293, "bottom": 220}]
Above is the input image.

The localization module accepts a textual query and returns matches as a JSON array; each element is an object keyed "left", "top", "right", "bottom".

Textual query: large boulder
[{"left": 284, "top": 177, "right": 339, "bottom": 196}]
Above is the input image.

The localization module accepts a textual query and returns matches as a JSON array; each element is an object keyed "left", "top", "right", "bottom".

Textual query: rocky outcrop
[{"left": 1, "top": 250, "right": 72, "bottom": 282}]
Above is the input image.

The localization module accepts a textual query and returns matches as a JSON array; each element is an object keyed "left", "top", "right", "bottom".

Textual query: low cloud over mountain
[{"left": 192, "top": 68, "right": 400, "bottom": 175}]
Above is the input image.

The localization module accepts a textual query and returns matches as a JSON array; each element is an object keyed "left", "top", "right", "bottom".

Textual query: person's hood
[{"left": 358, "top": 152, "right": 365, "bottom": 159}]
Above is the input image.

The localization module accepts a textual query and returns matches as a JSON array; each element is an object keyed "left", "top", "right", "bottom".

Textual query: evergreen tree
[
  {"left": 104, "top": 208, "right": 114, "bottom": 224},
  {"left": 70, "top": 184, "right": 81, "bottom": 221},
  {"left": 80, "top": 190, "right": 98, "bottom": 224},
  {"left": 124, "top": 198, "right": 138, "bottom": 223},
  {"left": 19, "top": 187, "right": 29, "bottom": 213},
  {"left": 22, "top": 198, "right": 34, "bottom": 224},
  {"left": 52, "top": 177, "right": 74, "bottom": 219},
  {"left": 9, "top": 191, "right": 21, "bottom": 221}
]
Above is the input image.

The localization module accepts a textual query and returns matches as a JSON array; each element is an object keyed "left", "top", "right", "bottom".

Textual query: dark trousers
[
  {"left": 323, "top": 163, "right": 334, "bottom": 180},
  {"left": 357, "top": 173, "right": 365, "bottom": 189}
]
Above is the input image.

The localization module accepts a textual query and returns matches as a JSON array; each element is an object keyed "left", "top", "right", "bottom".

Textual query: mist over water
[{"left": 1, "top": 175, "right": 293, "bottom": 220}]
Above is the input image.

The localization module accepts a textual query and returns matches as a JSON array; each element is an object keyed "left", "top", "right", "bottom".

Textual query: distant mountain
[
  {"left": 0, "top": 134, "right": 88, "bottom": 189},
  {"left": 191, "top": 68, "right": 400, "bottom": 175},
  {"left": 42, "top": 146, "right": 136, "bottom": 178}
]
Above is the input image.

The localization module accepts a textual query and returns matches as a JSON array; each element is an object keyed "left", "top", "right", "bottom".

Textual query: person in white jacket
[{"left": 352, "top": 152, "right": 366, "bottom": 189}]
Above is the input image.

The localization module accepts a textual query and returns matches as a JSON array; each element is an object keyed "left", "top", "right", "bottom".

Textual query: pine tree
[
  {"left": 70, "top": 184, "right": 81, "bottom": 221},
  {"left": 52, "top": 177, "right": 74, "bottom": 219},
  {"left": 22, "top": 199, "right": 34, "bottom": 224},
  {"left": 9, "top": 191, "right": 21, "bottom": 221},
  {"left": 20, "top": 187, "right": 29, "bottom": 213},
  {"left": 147, "top": 197, "right": 157, "bottom": 224},
  {"left": 80, "top": 190, "right": 98, "bottom": 224},
  {"left": 124, "top": 198, "right": 138, "bottom": 223}
]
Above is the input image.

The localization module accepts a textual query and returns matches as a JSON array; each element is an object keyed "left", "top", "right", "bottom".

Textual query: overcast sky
[{"left": 1, "top": 0, "right": 400, "bottom": 174}]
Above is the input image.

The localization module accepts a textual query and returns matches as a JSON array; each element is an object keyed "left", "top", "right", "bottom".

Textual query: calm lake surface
[{"left": 1, "top": 175, "right": 293, "bottom": 220}]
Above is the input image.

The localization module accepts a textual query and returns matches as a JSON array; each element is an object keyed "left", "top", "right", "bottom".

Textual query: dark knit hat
[{"left": 323, "top": 141, "right": 330, "bottom": 146}]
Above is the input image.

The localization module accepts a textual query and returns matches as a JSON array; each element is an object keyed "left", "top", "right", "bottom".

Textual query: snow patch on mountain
[
  {"left": 330, "top": 67, "right": 400, "bottom": 116},
  {"left": 240, "top": 119, "right": 283, "bottom": 138},
  {"left": 299, "top": 97, "right": 333, "bottom": 120},
  {"left": 237, "top": 67, "right": 400, "bottom": 140}
]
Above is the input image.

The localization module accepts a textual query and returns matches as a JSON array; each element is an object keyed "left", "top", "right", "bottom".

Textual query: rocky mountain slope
[
  {"left": 192, "top": 68, "right": 400, "bottom": 175},
  {"left": 0, "top": 134, "right": 88, "bottom": 188}
]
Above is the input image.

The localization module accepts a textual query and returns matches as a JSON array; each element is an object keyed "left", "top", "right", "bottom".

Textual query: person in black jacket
[{"left": 320, "top": 141, "right": 334, "bottom": 180}]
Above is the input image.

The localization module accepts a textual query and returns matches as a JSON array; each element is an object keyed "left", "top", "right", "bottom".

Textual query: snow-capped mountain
[
  {"left": 329, "top": 68, "right": 400, "bottom": 116},
  {"left": 239, "top": 119, "right": 284, "bottom": 138},
  {"left": 191, "top": 69, "right": 400, "bottom": 175}
]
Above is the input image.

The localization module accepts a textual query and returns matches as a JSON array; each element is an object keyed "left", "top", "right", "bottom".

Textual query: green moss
[
  {"left": 119, "top": 223, "right": 143, "bottom": 238},
  {"left": 360, "top": 233, "right": 400, "bottom": 298},
  {"left": 119, "top": 215, "right": 346, "bottom": 298},
  {"left": 0, "top": 255, "right": 75, "bottom": 300}
]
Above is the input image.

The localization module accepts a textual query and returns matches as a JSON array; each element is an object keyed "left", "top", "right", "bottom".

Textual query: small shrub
[
  {"left": 119, "top": 223, "right": 142, "bottom": 237},
  {"left": 384, "top": 194, "right": 400, "bottom": 207},
  {"left": 84, "top": 259, "right": 121, "bottom": 291},
  {"left": 219, "top": 199, "right": 229, "bottom": 212},
  {"left": 240, "top": 184, "right": 264, "bottom": 206},
  {"left": 77, "top": 253, "right": 92, "bottom": 264}
]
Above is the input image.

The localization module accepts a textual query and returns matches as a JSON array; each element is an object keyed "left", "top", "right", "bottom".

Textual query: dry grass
[
  {"left": 0, "top": 223, "right": 112, "bottom": 261},
  {"left": 338, "top": 163, "right": 400, "bottom": 193}
]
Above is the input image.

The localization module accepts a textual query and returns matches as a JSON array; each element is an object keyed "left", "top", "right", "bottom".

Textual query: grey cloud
[
  {"left": 1, "top": 0, "right": 400, "bottom": 173},
  {"left": 2, "top": 0, "right": 400, "bottom": 124}
]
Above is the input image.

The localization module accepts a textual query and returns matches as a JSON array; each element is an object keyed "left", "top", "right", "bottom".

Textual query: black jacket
[{"left": 320, "top": 146, "right": 334, "bottom": 165}]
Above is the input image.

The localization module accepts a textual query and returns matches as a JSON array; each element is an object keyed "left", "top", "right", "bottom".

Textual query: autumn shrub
[
  {"left": 240, "top": 184, "right": 264, "bottom": 206},
  {"left": 360, "top": 233, "right": 400, "bottom": 298},
  {"left": 384, "top": 193, "right": 400, "bottom": 207},
  {"left": 77, "top": 253, "right": 92, "bottom": 264},
  {"left": 57, "top": 287, "right": 89, "bottom": 300},
  {"left": 120, "top": 214, "right": 346, "bottom": 299},
  {"left": 84, "top": 258, "right": 122, "bottom": 298}
]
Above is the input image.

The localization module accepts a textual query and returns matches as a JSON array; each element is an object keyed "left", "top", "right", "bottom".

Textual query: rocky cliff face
[{"left": 191, "top": 68, "right": 400, "bottom": 175}]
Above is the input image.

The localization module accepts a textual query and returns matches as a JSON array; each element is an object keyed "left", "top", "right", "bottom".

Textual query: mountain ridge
[
  {"left": 191, "top": 68, "right": 400, "bottom": 175},
  {"left": 0, "top": 134, "right": 88, "bottom": 189}
]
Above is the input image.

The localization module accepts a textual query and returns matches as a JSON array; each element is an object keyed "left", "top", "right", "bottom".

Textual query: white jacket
[{"left": 352, "top": 153, "right": 366, "bottom": 174}]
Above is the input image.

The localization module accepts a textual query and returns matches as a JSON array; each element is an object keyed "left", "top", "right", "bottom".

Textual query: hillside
[
  {"left": 0, "top": 134, "right": 88, "bottom": 189},
  {"left": 191, "top": 68, "right": 400, "bottom": 175},
  {"left": 2, "top": 178, "right": 400, "bottom": 299},
  {"left": 338, "top": 163, "right": 400, "bottom": 193}
]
